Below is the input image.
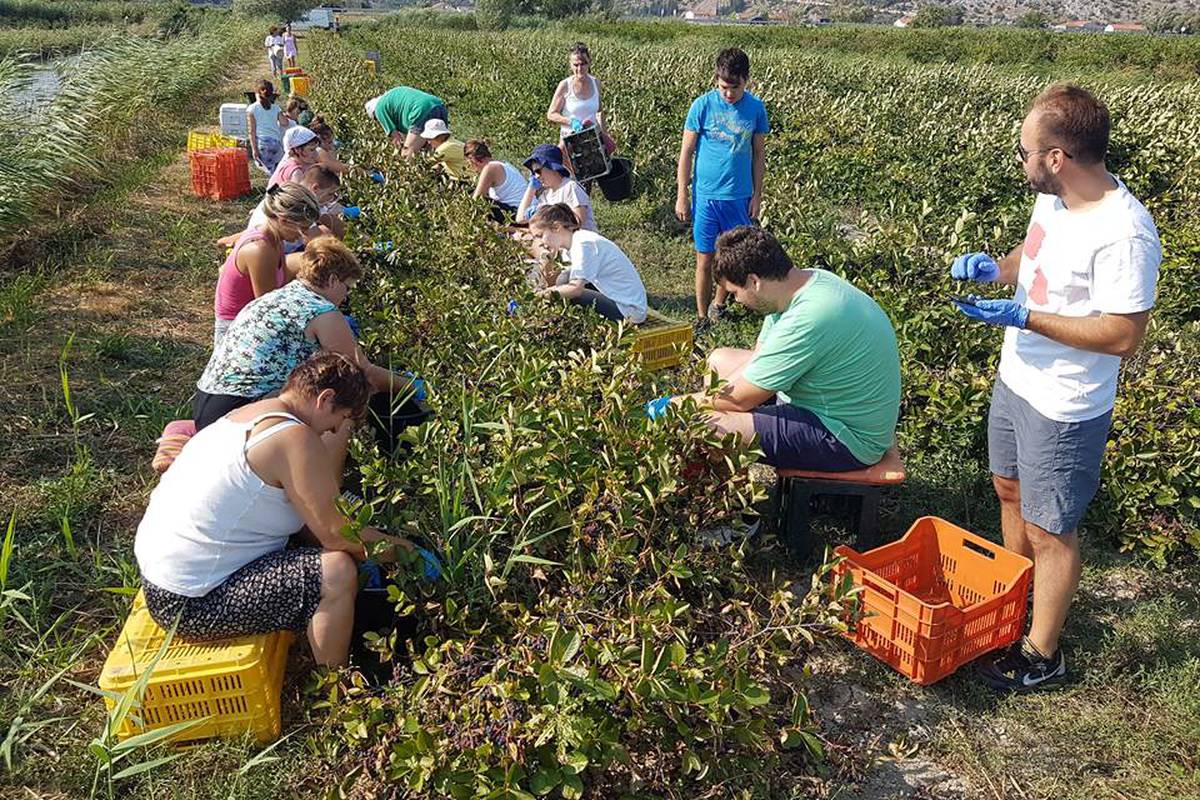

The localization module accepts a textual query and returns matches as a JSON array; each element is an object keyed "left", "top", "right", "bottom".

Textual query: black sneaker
[
  {"left": 976, "top": 637, "right": 1068, "bottom": 692},
  {"left": 706, "top": 303, "right": 730, "bottom": 323}
]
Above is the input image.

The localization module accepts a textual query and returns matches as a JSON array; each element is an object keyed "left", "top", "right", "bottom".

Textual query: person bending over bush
[
  {"left": 529, "top": 203, "right": 647, "bottom": 323},
  {"left": 137, "top": 352, "right": 415, "bottom": 668},
  {"left": 196, "top": 236, "right": 418, "bottom": 430}
]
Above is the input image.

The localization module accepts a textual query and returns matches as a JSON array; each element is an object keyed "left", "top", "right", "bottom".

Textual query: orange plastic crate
[
  {"left": 833, "top": 516, "right": 1032, "bottom": 685},
  {"left": 189, "top": 147, "right": 251, "bottom": 200}
]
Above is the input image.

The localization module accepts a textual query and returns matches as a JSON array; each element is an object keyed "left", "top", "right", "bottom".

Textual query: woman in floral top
[{"left": 194, "top": 237, "right": 415, "bottom": 430}]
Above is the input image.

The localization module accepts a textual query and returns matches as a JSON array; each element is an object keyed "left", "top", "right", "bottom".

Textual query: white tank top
[
  {"left": 488, "top": 161, "right": 527, "bottom": 207},
  {"left": 135, "top": 411, "right": 306, "bottom": 597},
  {"left": 560, "top": 75, "right": 600, "bottom": 136},
  {"left": 249, "top": 100, "right": 283, "bottom": 141}
]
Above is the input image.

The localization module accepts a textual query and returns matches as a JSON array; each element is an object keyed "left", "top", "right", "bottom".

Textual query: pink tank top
[
  {"left": 267, "top": 156, "right": 305, "bottom": 189},
  {"left": 214, "top": 229, "right": 287, "bottom": 321}
]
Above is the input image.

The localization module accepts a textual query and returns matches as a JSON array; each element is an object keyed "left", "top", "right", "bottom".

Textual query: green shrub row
[{"left": 341, "top": 20, "right": 1199, "bottom": 561}]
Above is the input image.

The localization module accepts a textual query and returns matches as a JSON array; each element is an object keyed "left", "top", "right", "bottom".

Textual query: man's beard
[{"left": 1027, "top": 164, "right": 1063, "bottom": 196}]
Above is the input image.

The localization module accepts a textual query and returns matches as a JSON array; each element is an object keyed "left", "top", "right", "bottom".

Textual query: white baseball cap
[
  {"left": 283, "top": 125, "right": 318, "bottom": 153},
  {"left": 364, "top": 95, "right": 382, "bottom": 120},
  {"left": 420, "top": 118, "right": 451, "bottom": 139}
]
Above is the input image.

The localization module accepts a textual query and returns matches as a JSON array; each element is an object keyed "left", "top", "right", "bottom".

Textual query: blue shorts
[
  {"left": 752, "top": 402, "right": 867, "bottom": 472},
  {"left": 692, "top": 196, "right": 751, "bottom": 254},
  {"left": 988, "top": 378, "right": 1112, "bottom": 535}
]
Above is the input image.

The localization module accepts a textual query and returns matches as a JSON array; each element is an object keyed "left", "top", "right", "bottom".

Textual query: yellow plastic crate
[
  {"left": 629, "top": 309, "right": 693, "bottom": 371},
  {"left": 290, "top": 76, "right": 311, "bottom": 97},
  {"left": 187, "top": 129, "right": 238, "bottom": 152},
  {"left": 99, "top": 591, "right": 292, "bottom": 745}
]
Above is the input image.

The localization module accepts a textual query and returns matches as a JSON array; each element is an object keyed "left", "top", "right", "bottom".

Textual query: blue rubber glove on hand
[
  {"left": 401, "top": 370, "right": 427, "bottom": 402},
  {"left": 344, "top": 313, "right": 361, "bottom": 338},
  {"left": 416, "top": 547, "right": 442, "bottom": 581},
  {"left": 950, "top": 252, "right": 1000, "bottom": 282},
  {"left": 373, "top": 241, "right": 393, "bottom": 253},
  {"left": 369, "top": 170, "right": 386, "bottom": 184},
  {"left": 953, "top": 296, "right": 1030, "bottom": 329},
  {"left": 645, "top": 396, "right": 672, "bottom": 420},
  {"left": 341, "top": 205, "right": 361, "bottom": 219},
  {"left": 506, "top": 299, "right": 519, "bottom": 316},
  {"left": 359, "top": 560, "right": 383, "bottom": 589}
]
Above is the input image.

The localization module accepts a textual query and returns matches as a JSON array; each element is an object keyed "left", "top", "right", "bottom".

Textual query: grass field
[{"left": 1, "top": 16, "right": 1198, "bottom": 800}]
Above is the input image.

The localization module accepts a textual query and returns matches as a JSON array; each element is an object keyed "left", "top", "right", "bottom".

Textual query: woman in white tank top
[
  {"left": 546, "top": 42, "right": 606, "bottom": 143},
  {"left": 465, "top": 138, "right": 529, "bottom": 221},
  {"left": 134, "top": 352, "right": 418, "bottom": 668}
]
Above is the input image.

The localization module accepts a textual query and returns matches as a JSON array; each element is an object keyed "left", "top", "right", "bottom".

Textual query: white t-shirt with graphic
[
  {"left": 567, "top": 230, "right": 648, "bottom": 323},
  {"left": 998, "top": 177, "right": 1161, "bottom": 422}
]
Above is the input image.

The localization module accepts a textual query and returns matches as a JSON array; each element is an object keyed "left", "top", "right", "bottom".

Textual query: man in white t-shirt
[{"left": 951, "top": 84, "right": 1161, "bottom": 692}]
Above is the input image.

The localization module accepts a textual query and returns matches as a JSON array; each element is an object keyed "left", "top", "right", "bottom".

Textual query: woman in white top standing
[
  {"left": 529, "top": 203, "right": 647, "bottom": 323},
  {"left": 264, "top": 26, "right": 285, "bottom": 77},
  {"left": 134, "top": 352, "right": 420, "bottom": 667},
  {"left": 546, "top": 42, "right": 606, "bottom": 154},
  {"left": 464, "top": 139, "right": 527, "bottom": 222},
  {"left": 246, "top": 78, "right": 288, "bottom": 175}
]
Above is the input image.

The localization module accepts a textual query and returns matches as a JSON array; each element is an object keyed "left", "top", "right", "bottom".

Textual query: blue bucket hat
[{"left": 523, "top": 144, "right": 570, "bottom": 177}]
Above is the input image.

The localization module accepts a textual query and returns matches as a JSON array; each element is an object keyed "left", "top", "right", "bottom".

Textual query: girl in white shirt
[{"left": 529, "top": 203, "right": 647, "bottom": 323}]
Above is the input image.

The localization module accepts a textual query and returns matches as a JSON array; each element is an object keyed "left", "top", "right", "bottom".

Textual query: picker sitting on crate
[
  {"left": 364, "top": 85, "right": 449, "bottom": 158},
  {"left": 135, "top": 352, "right": 418, "bottom": 668},
  {"left": 527, "top": 203, "right": 647, "bottom": 323},
  {"left": 950, "top": 84, "right": 1161, "bottom": 692},
  {"left": 515, "top": 145, "right": 596, "bottom": 231},
  {"left": 247, "top": 79, "right": 289, "bottom": 175},
  {"left": 648, "top": 226, "right": 900, "bottom": 474},
  {"left": 464, "top": 139, "right": 528, "bottom": 223}
]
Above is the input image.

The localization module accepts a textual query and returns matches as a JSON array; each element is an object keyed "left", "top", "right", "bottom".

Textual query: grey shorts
[{"left": 988, "top": 378, "right": 1112, "bottom": 535}]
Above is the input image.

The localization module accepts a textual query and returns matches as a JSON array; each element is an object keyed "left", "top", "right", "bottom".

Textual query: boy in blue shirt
[{"left": 676, "top": 47, "right": 769, "bottom": 324}]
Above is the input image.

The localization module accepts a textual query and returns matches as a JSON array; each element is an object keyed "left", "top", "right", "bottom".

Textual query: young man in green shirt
[
  {"left": 660, "top": 226, "right": 901, "bottom": 471},
  {"left": 364, "top": 85, "right": 449, "bottom": 157}
]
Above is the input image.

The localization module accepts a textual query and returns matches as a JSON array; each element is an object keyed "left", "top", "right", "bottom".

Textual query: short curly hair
[
  {"left": 714, "top": 225, "right": 792, "bottom": 287},
  {"left": 283, "top": 352, "right": 369, "bottom": 417},
  {"left": 297, "top": 236, "right": 362, "bottom": 288},
  {"left": 715, "top": 47, "right": 750, "bottom": 83}
]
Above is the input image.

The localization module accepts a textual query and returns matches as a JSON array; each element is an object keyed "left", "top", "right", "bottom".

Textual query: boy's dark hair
[
  {"left": 302, "top": 164, "right": 340, "bottom": 189},
  {"left": 530, "top": 202, "right": 580, "bottom": 232},
  {"left": 714, "top": 48, "right": 750, "bottom": 83},
  {"left": 463, "top": 138, "right": 492, "bottom": 160},
  {"left": 284, "top": 352, "right": 369, "bottom": 418},
  {"left": 256, "top": 78, "right": 275, "bottom": 95},
  {"left": 715, "top": 226, "right": 792, "bottom": 286},
  {"left": 1031, "top": 83, "right": 1110, "bottom": 165}
]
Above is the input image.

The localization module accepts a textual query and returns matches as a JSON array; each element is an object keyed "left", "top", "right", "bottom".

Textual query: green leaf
[
  {"left": 742, "top": 686, "right": 770, "bottom": 706},
  {"left": 111, "top": 753, "right": 184, "bottom": 780},
  {"left": 528, "top": 768, "right": 560, "bottom": 795},
  {"left": 561, "top": 750, "right": 588, "bottom": 774},
  {"left": 560, "top": 772, "right": 583, "bottom": 799}
]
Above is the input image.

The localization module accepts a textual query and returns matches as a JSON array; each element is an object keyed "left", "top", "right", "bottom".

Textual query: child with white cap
[
  {"left": 269, "top": 126, "right": 322, "bottom": 189},
  {"left": 420, "top": 118, "right": 468, "bottom": 180}
]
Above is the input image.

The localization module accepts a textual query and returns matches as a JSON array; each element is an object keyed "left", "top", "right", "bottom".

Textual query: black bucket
[{"left": 597, "top": 158, "right": 633, "bottom": 202}]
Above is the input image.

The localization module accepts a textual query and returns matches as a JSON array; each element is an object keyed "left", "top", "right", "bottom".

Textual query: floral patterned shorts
[{"left": 142, "top": 547, "right": 323, "bottom": 641}]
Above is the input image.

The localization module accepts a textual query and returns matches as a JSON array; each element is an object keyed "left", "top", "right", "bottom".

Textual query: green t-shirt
[
  {"left": 742, "top": 269, "right": 901, "bottom": 465},
  {"left": 374, "top": 86, "right": 444, "bottom": 135}
]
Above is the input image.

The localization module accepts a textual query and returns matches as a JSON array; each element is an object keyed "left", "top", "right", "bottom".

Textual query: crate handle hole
[{"left": 961, "top": 538, "right": 996, "bottom": 559}]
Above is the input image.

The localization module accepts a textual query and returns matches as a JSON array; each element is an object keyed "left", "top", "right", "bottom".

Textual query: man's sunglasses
[{"left": 1016, "top": 142, "right": 1074, "bottom": 163}]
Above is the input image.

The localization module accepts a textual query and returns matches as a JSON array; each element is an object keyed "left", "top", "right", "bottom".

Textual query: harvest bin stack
[
  {"left": 189, "top": 147, "right": 251, "bottom": 201},
  {"left": 834, "top": 516, "right": 1033, "bottom": 685}
]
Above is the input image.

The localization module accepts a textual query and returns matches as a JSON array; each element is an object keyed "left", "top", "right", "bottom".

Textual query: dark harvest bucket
[{"left": 597, "top": 157, "right": 633, "bottom": 202}]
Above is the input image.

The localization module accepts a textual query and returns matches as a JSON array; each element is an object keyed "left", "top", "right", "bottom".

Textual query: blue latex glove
[
  {"left": 417, "top": 547, "right": 442, "bottom": 581},
  {"left": 344, "top": 313, "right": 361, "bottom": 338},
  {"left": 506, "top": 299, "right": 519, "bottom": 316},
  {"left": 953, "top": 296, "right": 1030, "bottom": 329},
  {"left": 401, "top": 370, "right": 427, "bottom": 402},
  {"left": 645, "top": 396, "right": 672, "bottom": 420},
  {"left": 359, "top": 560, "right": 383, "bottom": 589},
  {"left": 369, "top": 170, "right": 386, "bottom": 184},
  {"left": 950, "top": 252, "right": 1000, "bottom": 282},
  {"left": 530, "top": 176, "right": 542, "bottom": 191},
  {"left": 570, "top": 117, "right": 583, "bottom": 132},
  {"left": 342, "top": 205, "right": 361, "bottom": 219},
  {"left": 373, "top": 241, "right": 393, "bottom": 253},
  {"left": 333, "top": 138, "right": 343, "bottom": 148}
]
